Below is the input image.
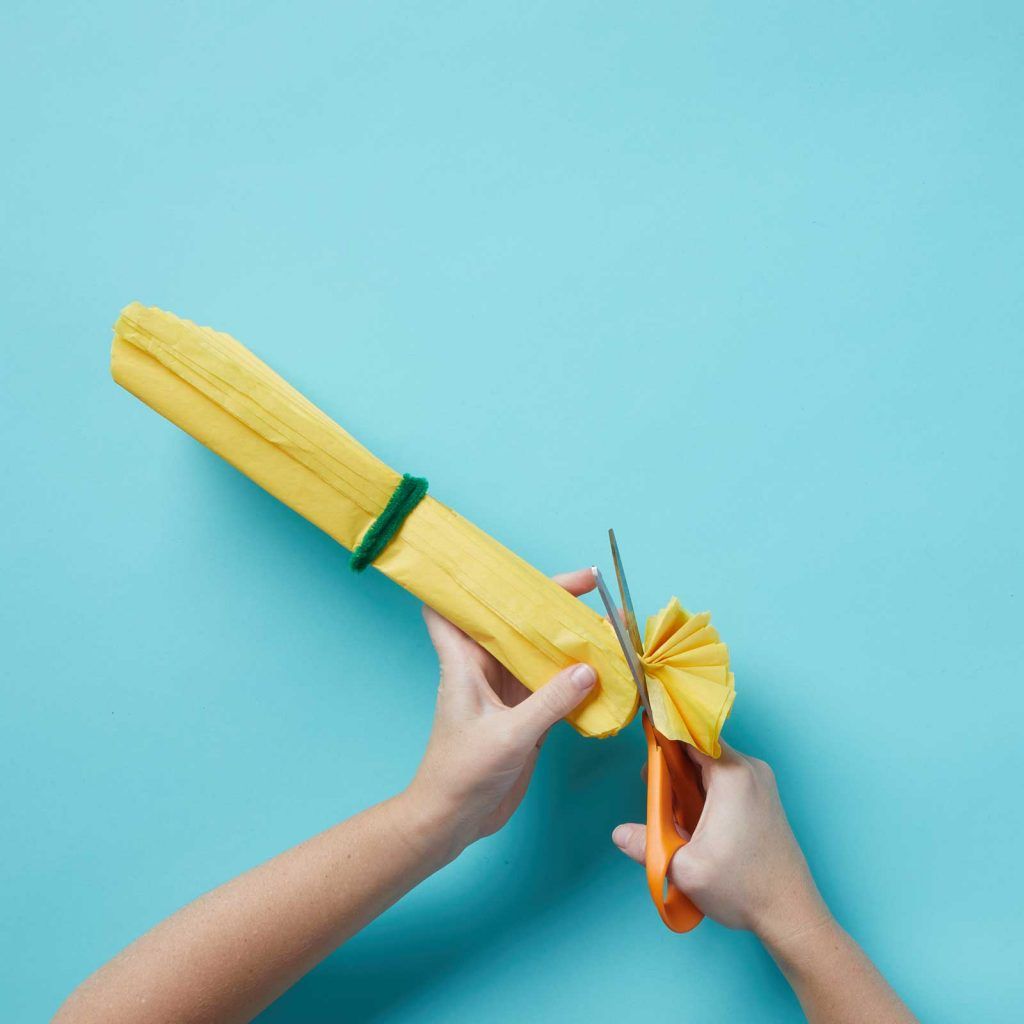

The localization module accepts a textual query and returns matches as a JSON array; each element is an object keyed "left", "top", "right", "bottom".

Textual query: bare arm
[
  {"left": 53, "top": 796, "right": 455, "bottom": 1024},
  {"left": 764, "top": 912, "right": 916, "bottom": 1024},
  {"left": 612, "top": 743, "right": 917, "bottom": 1023},
  {"left": 54, "top": 571, "right": 600, "bottom": 1024}
]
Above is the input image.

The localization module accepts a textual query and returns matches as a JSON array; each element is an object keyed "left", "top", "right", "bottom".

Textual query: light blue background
[{"left": 2, "top": 3, "right": 1022, "bottom": 1021}]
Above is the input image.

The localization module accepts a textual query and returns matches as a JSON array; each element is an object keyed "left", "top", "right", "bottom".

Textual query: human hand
[
  {"left": 611, "top": 741, "right": 831, "bottom": 945},
  {"left": 406, "top": 568, "right": 598, "bottom": 857}
]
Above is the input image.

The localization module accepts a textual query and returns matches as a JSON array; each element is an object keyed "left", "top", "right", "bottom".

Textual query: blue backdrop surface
[{"left": 2, "top": 3, "right": 1022, "bottom": 1021}]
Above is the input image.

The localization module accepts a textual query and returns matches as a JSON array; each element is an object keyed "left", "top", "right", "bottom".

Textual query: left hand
[{"left": 407, "top": 568, "right": 599, "bottom": 854}]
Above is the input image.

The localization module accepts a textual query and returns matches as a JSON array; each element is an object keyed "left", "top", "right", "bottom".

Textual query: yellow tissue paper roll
[
  {"left": 110, "top": 303, "right": 736, "bottom": 750},
  {"left": 110, "top": 303, "right": 638, "bottom": 737}
]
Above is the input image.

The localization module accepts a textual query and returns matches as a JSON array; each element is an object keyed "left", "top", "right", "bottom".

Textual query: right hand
[{"left": 611, "top": 741, "right": 832, "bottom": 944}]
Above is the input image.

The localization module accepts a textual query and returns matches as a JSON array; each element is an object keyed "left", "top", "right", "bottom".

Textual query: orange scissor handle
[{"left": 643, "top": 713, "right": 706, "bottom": 933}]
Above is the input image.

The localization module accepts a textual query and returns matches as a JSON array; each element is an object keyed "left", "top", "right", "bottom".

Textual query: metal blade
[
  {"left": 609, "top": 528, "right": 644, "bottom": 656},
  {"left": 591, "top": 565, "right": 653, "bottom": 718}
]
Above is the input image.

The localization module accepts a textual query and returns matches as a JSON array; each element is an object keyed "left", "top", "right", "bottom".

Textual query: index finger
[{"left": 552, "top": 567, "right": 598, "bottom": 597}]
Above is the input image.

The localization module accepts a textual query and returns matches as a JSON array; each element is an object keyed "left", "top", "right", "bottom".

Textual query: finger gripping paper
[{"left": 110, "top": 303, "right": 640, "bottom": 738}]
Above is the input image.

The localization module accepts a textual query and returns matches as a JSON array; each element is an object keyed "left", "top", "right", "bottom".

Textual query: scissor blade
[
  {"left": 591, "top": 565, "right": 653, "bottom": 717},
  {"left": 609, "top": 528, "right": 644, "bottom": 656}
]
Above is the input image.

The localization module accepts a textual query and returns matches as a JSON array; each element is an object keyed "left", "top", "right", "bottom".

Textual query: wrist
[
  {"left": 392, "top": 782, "right": 470, "bottom": 870},
  {"left": 753, "top": 883, "right": 836, "bottom": 965}
]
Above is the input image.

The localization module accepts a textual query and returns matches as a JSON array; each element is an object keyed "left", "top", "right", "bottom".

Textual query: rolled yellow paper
[{"left": 110, "top": 303, "right": 639, "bottom": 737}]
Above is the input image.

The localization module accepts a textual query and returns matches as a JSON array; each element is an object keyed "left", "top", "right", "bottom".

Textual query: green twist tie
[{"left": 350, "top": 474, "right": 429, "bottom": 572}]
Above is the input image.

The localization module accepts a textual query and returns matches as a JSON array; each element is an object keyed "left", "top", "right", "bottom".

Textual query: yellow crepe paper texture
[
  {"left": 642, "top": 598, "right": 736, "bottom": 757},
  {"left": 110, "top": 303, "right": 638, "bottom": 737},
  {"left": 110, "top": 303, "right": 735, "bottom": 752}
]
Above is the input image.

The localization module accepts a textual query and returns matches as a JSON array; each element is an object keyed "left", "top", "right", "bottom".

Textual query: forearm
[
  {"left": 53, "top": 790, "right": 459, "bottom": 1024},
  {"left": 760, "top": 908, "right": 917, "bottom": 1024}
]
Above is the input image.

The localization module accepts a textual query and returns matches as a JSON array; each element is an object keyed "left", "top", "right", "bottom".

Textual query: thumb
[
  {"left": 511, "top": 663, "right": 596, "bottom": 739},
  {"left": 613, "top": 822, "right": 699, "bottom": 895},
  {"left": 611, "top": 822, "right": 647, "bottom": 865}
]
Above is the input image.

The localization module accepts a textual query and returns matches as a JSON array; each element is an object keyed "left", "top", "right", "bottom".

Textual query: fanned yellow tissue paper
[
  {"left": 110, "top": 303, "right": 734, "bottom": 751},
  {"left": 641, "top": 599, "right": 736, "bottom": 757}
]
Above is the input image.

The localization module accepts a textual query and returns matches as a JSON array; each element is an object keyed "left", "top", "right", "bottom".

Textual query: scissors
[{"left": 593, "top": 530, "right": 707, "bottom": 933}]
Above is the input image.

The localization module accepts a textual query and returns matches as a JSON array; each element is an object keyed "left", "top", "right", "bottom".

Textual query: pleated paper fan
[{"left": 640, "top": 598, "right": 736, "bottom": 757}]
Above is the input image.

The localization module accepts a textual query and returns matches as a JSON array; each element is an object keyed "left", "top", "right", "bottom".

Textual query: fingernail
[
  {"left": 611, "top": 825, "right": 631, "bottom": 847},
  {"left": 571, "top": 664, "right": 597, "bottom": 690}
]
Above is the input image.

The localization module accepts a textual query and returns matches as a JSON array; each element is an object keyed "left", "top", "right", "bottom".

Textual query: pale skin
[
  {"left": 54, "top": 569, "right": 916, "bottom": 1024},
  {"left": 612, "top": 749, "right": 917, "bottom": 1023}
]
